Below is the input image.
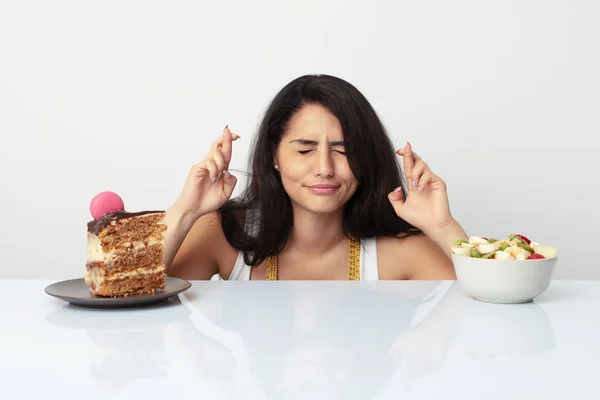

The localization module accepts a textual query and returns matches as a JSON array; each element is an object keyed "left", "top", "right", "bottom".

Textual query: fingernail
[
  {"left": 225, "top": 125, "right": 229, "bottom": 130},
  {"left": 412, "top": 180, "right": 417, "bottom": 189},
  {"left": 418, "top": 186, "right": 423, "bottom": 193},
  {"left": 211, "top": 176, "right": 217, "bottom": 184},
  {"left": 223, "top": 170, "right": 231, "bottom": 177}
]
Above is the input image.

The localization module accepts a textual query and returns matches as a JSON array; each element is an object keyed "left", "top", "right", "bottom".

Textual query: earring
[{"left": 274, "top": 165, "right": 279, "bottom": 171}]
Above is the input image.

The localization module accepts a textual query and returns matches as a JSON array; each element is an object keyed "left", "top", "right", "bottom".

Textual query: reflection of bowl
[
  {"left": 453, "top": 299, "right": 557, "bottom": 356},
  {"left": 452, "top": 254, "right": 557, "bottom": 303}
]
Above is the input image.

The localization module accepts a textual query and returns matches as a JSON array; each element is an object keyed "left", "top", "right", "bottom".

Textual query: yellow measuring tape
[{"left": 265, "top": 237, "right": 361, "bottom": 280}]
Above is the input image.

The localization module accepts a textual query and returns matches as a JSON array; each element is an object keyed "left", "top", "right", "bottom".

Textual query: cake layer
[
  {"left": 90, "top": 212, "right": 166, "bottom": 252},
  {"left": 87, "top": 236, "right": 164, "bottom": 273},
  {"left": 87, "top": 234, "right": 164, "bottom": 261},
  {"left": 88, "top": 210, "right": 165, "bottom": 235},
  {"left": 92, "top": 272, "right": 166, "bottom": 297},
  {"left": 85, "top": 262, "right": 166, "bottom": 297},
  {"left": 86, "top": 262, "right": 166, "bottom": 281}
]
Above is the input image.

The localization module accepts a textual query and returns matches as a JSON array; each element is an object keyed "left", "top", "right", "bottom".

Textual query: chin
[
  {"left": 293, "top": 197, "right": 347, "bottom": 215},
  {"left": 305, "top": 205, "right": 344, "bottom": 214}
]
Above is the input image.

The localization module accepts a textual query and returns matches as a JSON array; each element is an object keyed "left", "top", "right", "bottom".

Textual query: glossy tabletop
[{"left": 1, "top": 279, "right": 597, "bottom": 399}]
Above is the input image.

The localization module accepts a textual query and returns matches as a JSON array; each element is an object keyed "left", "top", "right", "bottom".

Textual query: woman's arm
[
  {"left": 162, "top": 204, "right": 204, "bottom": 268},
  {"left": 163, "top": 126, "right": 241, "bottom": 280},
  {"left": 379, "top": 234, "right": 457, "bottom": 280},
  {"left": 405, "top": 235, "right": 458, "bottom": 280},
  {"left": 422, "top": 218, "right": 468, "bottom": 259},
  {"left": 164, "top": 209, "right": 223, "bottom": 280},
  {"left": 387, "top": 142, "right": 468, "bottom": 261}
]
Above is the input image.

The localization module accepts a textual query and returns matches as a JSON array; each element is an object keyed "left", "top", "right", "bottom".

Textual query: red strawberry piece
[
  {"left": 482, "top": 237, "right": 488, "bottom": 241},
  {"left": 515, "top": 234, "right": 531, "bottom": 244},
  {"left": 527, "top": 253, "right": 545, "bottom": 260}
]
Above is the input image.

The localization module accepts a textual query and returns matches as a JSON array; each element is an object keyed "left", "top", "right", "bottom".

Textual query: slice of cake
[{"left": 85, "top": 191, "right": 167, "bottom": 297}]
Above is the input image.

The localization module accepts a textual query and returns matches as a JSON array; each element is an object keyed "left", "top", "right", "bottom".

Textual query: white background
[{"left": 1, "top": 0, "right": 598, "bottom": 279}]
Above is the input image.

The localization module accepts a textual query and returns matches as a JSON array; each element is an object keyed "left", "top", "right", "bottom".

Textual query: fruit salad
[{"left": 451, "top": 234, "right": 558, "bottom": 260}]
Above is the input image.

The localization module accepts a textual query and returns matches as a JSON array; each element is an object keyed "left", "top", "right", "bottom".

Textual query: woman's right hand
[{"left": 173, "top": 125, "right": 241, "bottom": 219}]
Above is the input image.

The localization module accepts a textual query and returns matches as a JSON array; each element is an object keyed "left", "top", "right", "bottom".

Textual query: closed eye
[{"left": 298, "top": 149, "right": 346, "bottom": 155}]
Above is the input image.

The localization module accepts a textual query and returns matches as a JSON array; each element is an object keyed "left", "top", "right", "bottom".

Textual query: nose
[{"left": 314, "top": 149, "right": 334, "bottom": 178}]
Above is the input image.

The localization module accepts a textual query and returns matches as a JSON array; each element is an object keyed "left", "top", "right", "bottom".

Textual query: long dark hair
[{"left": 220, "top": 74, "right": 422, "bottom": 266}]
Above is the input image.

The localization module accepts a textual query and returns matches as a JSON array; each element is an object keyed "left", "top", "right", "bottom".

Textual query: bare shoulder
[
  {"left": 377, "top": 234, "right": 456, "bottom": 280},
  {"left": 168, "top": 211, "right": 240, "bottom": 280}
]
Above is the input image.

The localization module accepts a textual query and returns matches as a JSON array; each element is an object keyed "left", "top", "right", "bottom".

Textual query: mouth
[{"left": 305, "top": 184, "right": 341, "bottom": 195}]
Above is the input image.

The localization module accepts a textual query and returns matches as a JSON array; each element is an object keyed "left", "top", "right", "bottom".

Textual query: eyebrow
[{"left": 289, "top": 139, "right": 345, "bottom": 146}]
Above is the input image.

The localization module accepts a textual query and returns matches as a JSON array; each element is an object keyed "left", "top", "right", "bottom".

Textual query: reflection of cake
[
  {"left": 85, "top": 191, "right": 167, "bottom": 297},
  {"left": 88, "top": 327, "right": 168, "bottom": 393}
]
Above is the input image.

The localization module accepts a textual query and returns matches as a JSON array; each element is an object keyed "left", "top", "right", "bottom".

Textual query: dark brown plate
[{"left": 44, "top": 277, "right": 192, "bottom": 309}]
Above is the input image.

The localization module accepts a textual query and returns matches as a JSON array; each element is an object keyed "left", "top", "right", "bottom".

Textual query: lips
[
  {"left": 309, "top": 184, "right": 339, "bottom": 189},
  {"left": 306, "top": 184, "right": 340, "bottom": 194}
]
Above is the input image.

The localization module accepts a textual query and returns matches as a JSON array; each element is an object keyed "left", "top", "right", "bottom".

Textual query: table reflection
[
  {"left": 175, "top": 281, "right": 465, "bottom": 399},
  {"left": 45, "top": 298, "right": 190, "bottom": 395},
  {"left": 43, "top": 281, "right": 558, "bottom": 399},
  {"left": 453, "top": 298, "right": 557, "bottom": 358}
]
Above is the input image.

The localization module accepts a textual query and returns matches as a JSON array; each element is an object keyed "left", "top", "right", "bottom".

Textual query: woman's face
[{"left": 274, "top": 104, "right": 358, "bottom": 215}]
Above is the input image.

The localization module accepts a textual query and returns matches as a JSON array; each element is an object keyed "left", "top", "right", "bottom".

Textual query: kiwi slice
[
  {"left": 470, "top": 247, "right": 482, "bottom": 258},
  {"left": 518, "top": 242, "right": 533, "bottom": 253}
]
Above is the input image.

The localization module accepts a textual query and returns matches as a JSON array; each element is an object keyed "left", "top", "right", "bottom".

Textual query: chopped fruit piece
[
  {"left": 531, "top": 244, "right": 558, "bottom": 259},
  {"left": 515, "top": 252, "right": 528, "bottom": 260},
  {"left": 511, "top": 236, "right": 524, "bottom": 245},
  {"left": 478, "top": 242, "right": 500, "bottom": 254},
  {"left": 481, "top": 251, "right": 495, "bottom": 259},
  {"left": 494, "top": 250, "right": 513, "bottom": 260},
  {"left": 454, "top": 239, "right": 469, "bottom": 246},
  {"left": 518, "top": 242, "right": 534, "bottom": 253},
  {"left": 482, "top": 237, "right": 488, "bottom": 240},
  {"left": 469, "top": 236, "right": 489, "bottom": 245},
  {"left": 451, "top": 246, "right": 471, "bottom": 256},
  {"left": 515, "top": 234, "right": 531, "bottom": 244},
  {"left": 470, "top": 247, "right": 482, "bottom": 258},
  {"left": 499, "top": 242, "right": 510, "bottom": 251},
  {"left": 505, "top": 246, "right": 531, "bottom": 259},
  {"left": 528, "top": 253, "right": 545, "bottom": 260},
  {"left": 511, "top": 236, "right": 534, "bottom": 253},
  {"left": 487, "top": 238, "right": 498, "bottom": 243}
]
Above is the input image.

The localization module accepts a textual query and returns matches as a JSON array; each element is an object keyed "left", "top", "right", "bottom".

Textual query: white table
[{"left": 1, "top": 279, "right": 597, "bottom": 399}]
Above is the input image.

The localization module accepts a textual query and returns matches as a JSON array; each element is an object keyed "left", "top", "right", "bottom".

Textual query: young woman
[{"left": 164, "top": 74, "right": 468, "bottom": 280}]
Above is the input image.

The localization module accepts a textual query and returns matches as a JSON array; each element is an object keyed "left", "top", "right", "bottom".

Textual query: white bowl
[{"left": 452, "top": 254, "right": 558, "bottom": 304}]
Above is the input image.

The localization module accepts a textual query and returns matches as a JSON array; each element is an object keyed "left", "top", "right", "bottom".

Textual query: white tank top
[{"left": 211, "top": 209, "right": 380, "bottom": 281}]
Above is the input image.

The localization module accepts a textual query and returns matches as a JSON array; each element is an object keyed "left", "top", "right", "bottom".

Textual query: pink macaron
[{"left": 90, "top": 191, "right": 125, "bottom": 219}]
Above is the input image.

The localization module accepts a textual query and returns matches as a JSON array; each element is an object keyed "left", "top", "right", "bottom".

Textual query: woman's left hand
[{"left": 388, "top": 142, "right": 455, "bottom": 234}]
